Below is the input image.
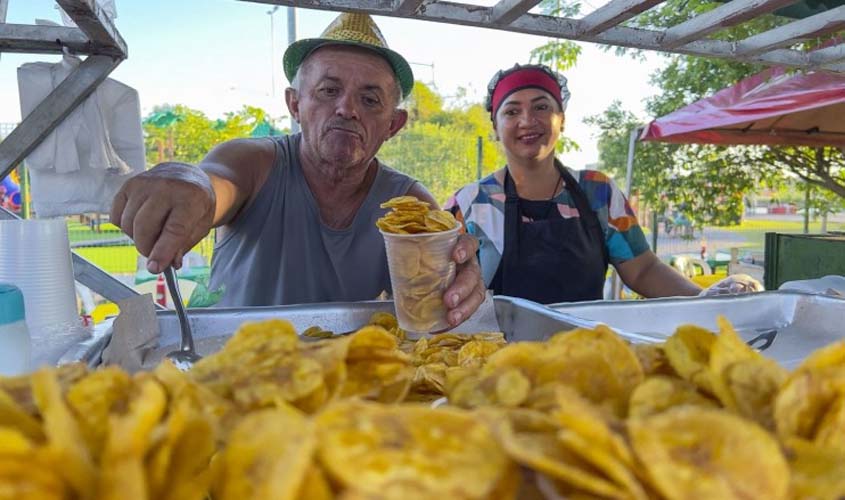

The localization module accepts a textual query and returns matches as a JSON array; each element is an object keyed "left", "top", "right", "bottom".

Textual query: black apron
[{"left": 491, "top": 161, "right": 609, "bottom": 304}]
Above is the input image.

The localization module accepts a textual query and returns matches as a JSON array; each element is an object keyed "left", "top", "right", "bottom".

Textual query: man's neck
[
  {"left": 299, "top": 143, "right": 378, "bottom": 229},
  {"left": 505, "top": 154, "right": 561, "bottom": 200}
]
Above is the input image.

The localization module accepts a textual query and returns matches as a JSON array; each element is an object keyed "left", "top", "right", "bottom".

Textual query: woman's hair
[{"left": 485, "top": 64, "right": 570, "bottom": 118}]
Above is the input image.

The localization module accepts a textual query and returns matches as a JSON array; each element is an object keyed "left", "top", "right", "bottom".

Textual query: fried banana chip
[
  {"left": 147, "top": 396, "right": 217, "bottom": 500},
  {"left": 723, "top": 357, "right": 787, "bottom": 430},
  {"left": 32, "top": 368, "right": 97, "bottom": 499},
  {"left": 629, "top": 406, "right": 789, "bottom": 500},
  {"left": 628, "top": 376, "right": 717, "bottom": 418},
  {"left": 317, "top": 400, "right": 514, "bottom": 499},
  {"left": 664, "top": 325, "right": 717, "bottom": 395},
  {"left": 66, "top": 366, "right": 131, "bottom": 458},
  {"left": 0, "top": 428, "right": 68, "bottom": 500},
  {"left": 458, "top": 340, "right": 505, "bottom": 369},
  {"left": 98, "top": 376, "right": 168, "bottom": 500},
  {"left": 813, "top": 393, "right": 845, "bottom": 452},
  {"left": 631, "top": 343, "right": 675, "bottom": 377},
  {"left": 296, "top": 464, "right": 334, "bottom": 500},
  {"left": 542, "top": 326, "right": 644, "bottom": 416},
  {"left": 708, "top": 316, "right": 765, "bottom": 411},
  {"left": 784, "top": 438, "right": 845, "bottom": 500},
  {"left": 774, "top": 365, "right": 845, "bottom": 442},
  {"left": 0, "top": 388, "right": 44, "bottom": 441},
  {"left": 214, "top": 406, "right": 315, "bottom": 500},
  {"left": 486, "top": 409, "right": 627, "bottom": 499}
]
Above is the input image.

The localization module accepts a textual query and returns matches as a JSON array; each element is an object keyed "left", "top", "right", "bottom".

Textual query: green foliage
[
  {"left": 584, "top": 0, "right": 845, "bottom": 228},
  {"left": 584, "top": 101, "right": 675, "bottom": 215},
  {"left": 527, "top": 0, "right": 582, "bottom": 73},
  {"left": 143, "top": 105, "right": 285, "bottom": 166},
  {"left": 141, "top": 83, "right": 505, "bottom": 206},
  {"left": 585, "top": 101, "right": 774, "bottom": 227},
  {"left": 662, "top": 145, "right": 762, "bottom": 227},
  {"left": 406, "top": 81, "right": 445, "bottom": 123},
  {"left": 529, "top": 41, "right": 582, "bottom": 73},
  {"left": 536, "top": 0, "right": 581, "bottom": 18},
  {"left": 751, "top": 146, "right": 845, "bottom": 201},
  {"left": 379, "top": 83, "right": 507, "bottom": 205}
]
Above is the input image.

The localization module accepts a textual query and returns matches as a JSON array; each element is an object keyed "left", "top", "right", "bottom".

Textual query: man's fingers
[
  {"left": 131, "top": 200, "right": 172, "bottom": 257},
  {"left": 110, "top": 189, "right": 128, "bottom": 229},
  {"left": 446, "top": 281, "right": 486, "bottom": 327},
  {"left": 443, "top": 257, "right": 484, "bottom": 326},
  {"left": 173, "top": 249, "right": 184, "bottom": 270},
  {"left": 146, "top": 210, "right": 194, "bottom": 274},
  {"left": 118, "top": 195, "right": 146, "bottom": 239},
  {"left": 452, "top": 234, "right": 478, "bottom": 264}
]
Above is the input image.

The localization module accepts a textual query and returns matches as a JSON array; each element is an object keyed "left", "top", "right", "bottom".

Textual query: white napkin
[{"left": 17, "top": 53, "right": 144, "bottom": 217}]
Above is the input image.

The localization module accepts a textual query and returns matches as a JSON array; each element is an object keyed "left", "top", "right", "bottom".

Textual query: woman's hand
[{"left": 700, "top": 274, "right": 764, "bottom": 296}]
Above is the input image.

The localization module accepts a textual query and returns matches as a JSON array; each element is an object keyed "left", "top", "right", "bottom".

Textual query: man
[{"left": 111, "top": 13, "right": 486, "bottom": 327}]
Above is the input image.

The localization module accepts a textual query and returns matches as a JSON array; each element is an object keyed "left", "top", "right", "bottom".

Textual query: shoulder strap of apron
[
  {"left": 501, "top": 168, "right": 520, "bottom": 287},
  {"left": 555, "top": 161, "right": 610, "bottom": 266}
]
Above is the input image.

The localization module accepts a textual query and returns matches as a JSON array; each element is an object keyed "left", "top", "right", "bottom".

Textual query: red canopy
[{"left": 640, "top": 67, "right": 845, "bottom": 147}]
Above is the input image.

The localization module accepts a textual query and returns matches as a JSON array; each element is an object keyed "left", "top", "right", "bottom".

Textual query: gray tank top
[{"left": 209, "top": 134, "right": 417, "bottom": 307}]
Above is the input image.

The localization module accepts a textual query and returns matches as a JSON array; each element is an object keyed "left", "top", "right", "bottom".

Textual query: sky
[{"left": 0, "top": 0, "right": 669, "bottom": 168}]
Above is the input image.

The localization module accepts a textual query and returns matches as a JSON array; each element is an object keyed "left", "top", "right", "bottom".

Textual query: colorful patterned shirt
[{"left": 444, "top": 167, "right": 650, "bottom": 287}]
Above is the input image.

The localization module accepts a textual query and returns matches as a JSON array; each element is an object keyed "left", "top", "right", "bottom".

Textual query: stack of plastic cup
[
  {"left": 0, "top": 220, "right": 79, "bottom": 334},
  {"left": 381, "top": 225, "right": 460, "bottom": 334}
]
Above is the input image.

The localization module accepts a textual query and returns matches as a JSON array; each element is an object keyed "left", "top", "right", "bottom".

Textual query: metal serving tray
[
  {"left": 61, "top": 296, "right": 616, "bottom": 367},
  {"left": 549, "top": 291, "right": 845, "bottom": 369}
]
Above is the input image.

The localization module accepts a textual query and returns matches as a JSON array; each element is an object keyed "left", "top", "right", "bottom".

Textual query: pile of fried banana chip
[
  {"left": 375, "top": 196, "right": 458, "bottom": 235},
  {"left": 0, "top": 313, "right": 843, "bottom": 500}
]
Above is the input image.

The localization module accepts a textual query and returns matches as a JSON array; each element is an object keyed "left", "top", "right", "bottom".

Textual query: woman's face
[{"left": 493, "top": 87, "right": 564, "bottom": 163}]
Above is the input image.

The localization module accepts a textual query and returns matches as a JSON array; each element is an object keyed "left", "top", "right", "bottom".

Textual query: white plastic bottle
[{"left": 0, "top": 284, "right": 32, "bottom": 375}]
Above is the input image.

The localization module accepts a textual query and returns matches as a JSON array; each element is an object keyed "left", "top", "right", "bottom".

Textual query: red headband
[{"left": 490, "top": 68, "right": 562, "bottom": 117}]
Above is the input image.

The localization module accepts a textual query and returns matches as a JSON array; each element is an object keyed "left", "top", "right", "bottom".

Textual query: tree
[
  {"left": 584, "top": 0, "right": 845, "bottom": 228},
  {"left": 142, "top": 105, "right": 284, "bottom": 167},
  {"left": 585, "top": 102, "right": 767, "bottom": 228},
  {"left": 584, "top": 101, "right": 676, "bottom": 217},
  {"left": 753, "top": 146, "right": 845, "bottom": 200},
  {"left": 378, "top": 82, "right": 508, "bottom": 204},
  {"left": 529, "top": 0, "right": 583, "bottom": 75}
]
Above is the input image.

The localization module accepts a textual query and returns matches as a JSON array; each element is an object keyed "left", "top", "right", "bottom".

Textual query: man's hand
[
  {"left": 442, "top": 234, "right": 486, "bottom": 327},
  {"left": 111, "top": 163, "right": 216, "bottom": 274}
]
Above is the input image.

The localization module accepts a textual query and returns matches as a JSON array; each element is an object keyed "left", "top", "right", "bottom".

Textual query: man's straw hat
[{"left": 283, "top": 12, "right": 414, "bottom": 99}]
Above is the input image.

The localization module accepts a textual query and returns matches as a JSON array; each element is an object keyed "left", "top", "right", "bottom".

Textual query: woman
[{"left": 446, "top": 64, "right": 723, "bottom": 304}]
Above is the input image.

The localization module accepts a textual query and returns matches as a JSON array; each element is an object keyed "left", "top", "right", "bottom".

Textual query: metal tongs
[{"left": 163, "top": 266, "right": 202, "bottom": 370}]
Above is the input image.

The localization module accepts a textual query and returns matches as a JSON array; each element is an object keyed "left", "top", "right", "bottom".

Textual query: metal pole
[
  {"left": 803, "top": 182, "right": 811, "bottom": 234},
  {"left": 651, "top": 209, "right": 658, "bottom": 253},
  {"left": 624, "top": 127, "right": 639, "bottom": 197},
  {"left": 287, "top": 6, "right": 300, "bottom": 134},
  {"left": 19, "top": 166, "right": 29, "bottom": 219},
  {"left": 269, "top": 7, "right": 277, "bottom": 97},
  {"left": 476, "top": 136, "right": 483, "bottom": 180},
  {"left": 613, "top": 126, "right": 640, "bottom": 300}
]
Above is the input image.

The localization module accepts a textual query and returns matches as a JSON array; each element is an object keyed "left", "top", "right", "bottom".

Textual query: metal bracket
[{"left": 0, "top": 0, "right": 144, "bottom": 308}]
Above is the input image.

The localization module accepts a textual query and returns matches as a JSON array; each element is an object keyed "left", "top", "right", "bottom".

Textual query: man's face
[{"left": 287, "top": 46, "right": 407, "bottom": 169}]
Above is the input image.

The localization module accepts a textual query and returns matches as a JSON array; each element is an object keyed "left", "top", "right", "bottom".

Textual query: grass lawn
[
  {"left": 74, "top": 245, "right": 138, "bottom": 274},
  {"left": 718, "top": 218, "right": 845, "bottom": 251},
  {"left": 67, "top": 221, "right": 125, "bottom": 244}
]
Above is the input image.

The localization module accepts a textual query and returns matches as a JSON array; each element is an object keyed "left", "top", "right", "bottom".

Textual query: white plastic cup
[
  {"left": 0, "top": 220, "right": 79, "bottom": 333},
  {"left": 381, "top": 225, "right": 460, "bottom": 334}
]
